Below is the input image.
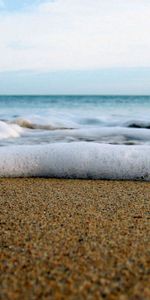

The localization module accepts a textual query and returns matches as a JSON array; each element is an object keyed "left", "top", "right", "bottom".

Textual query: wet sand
[{"left": 0, "top": 179, "right": 150, "bottom": 299}]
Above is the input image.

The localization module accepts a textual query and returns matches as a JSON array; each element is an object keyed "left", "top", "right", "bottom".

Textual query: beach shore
[{"left": 0, "top": 179, "right": 150, "bottom": 299}]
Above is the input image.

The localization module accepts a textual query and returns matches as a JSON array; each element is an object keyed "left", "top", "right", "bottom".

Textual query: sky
[{"left": 0, "top": 0, "right": 150, "bottom": 94}]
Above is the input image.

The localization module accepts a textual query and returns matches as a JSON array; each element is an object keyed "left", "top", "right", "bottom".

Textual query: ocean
[{"left": 0, "top": 95, "right": 150, "bottom": 179}]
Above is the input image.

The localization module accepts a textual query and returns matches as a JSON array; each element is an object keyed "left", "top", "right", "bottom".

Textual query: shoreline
[{"left": 1, "top": 179, "right": 150, "bottom": 299}]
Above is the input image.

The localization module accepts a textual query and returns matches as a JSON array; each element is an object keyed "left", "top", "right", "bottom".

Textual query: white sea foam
[
  {"left": 0, "top": 143, "right": 150, "bottom": 180},
  {"left": 0, "top": 121, "right": 23, "bottom": 140},
  {"left": 53, "top": 127, "right": 150, "bottom": 141},
  {"left": 37, "top": 126, "right": 150, "bottom": 145}
]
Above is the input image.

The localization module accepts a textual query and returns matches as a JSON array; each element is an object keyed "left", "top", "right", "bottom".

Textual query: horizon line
[{"left": 0, "top": 94, "right": 150, "bottom": 97}]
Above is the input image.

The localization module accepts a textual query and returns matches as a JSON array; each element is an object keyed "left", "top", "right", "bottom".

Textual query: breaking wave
[
  {"left": 0, "top": 121, "right": 23, "bottom": 140},
  {"left": 11, "top": 118, "right": 73, "bottom": 130}
]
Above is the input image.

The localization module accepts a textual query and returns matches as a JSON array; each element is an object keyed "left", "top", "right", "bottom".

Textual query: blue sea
[{"left": 0, "top": 95, "right": 150, "bottom": 179}]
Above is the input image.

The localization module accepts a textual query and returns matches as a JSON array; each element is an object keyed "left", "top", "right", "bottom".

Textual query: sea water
[{"left": 0, "top": 95, "right": 150, "bottom": 179}]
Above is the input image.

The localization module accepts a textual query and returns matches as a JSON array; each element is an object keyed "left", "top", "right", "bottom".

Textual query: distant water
[{"left": 0, "top": 95, "right": 150, "bottom": 179}]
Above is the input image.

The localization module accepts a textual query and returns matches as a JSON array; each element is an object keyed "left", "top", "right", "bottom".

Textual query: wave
[
  {"left": 1, "top": 120, "right": 150, "bottom": 145},
  {"left": 126, "top": 121, "right": 150, "bottom": 129},
  {"left": 0, "top": 121, "right": 23, "bottom": 140},
  {"left": 10, "top": 118, "right": 74, "bottom": 130},
  {"left": 10, "top": 116, "right": 150, "bottom": 130},
  {"left": 0, "top": 143, "right": 150, "bottom": 180},
  {"left": 1, "top": 114, "right": 150, "bottom": 146},
  {"left": 43, "top": 127, "right": 150, "bottom": 144}
]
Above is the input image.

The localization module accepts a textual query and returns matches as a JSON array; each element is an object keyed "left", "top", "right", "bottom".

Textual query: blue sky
[
  {"left": 0, "top": 0, "right": 41, "bottom": 11},
  {"left": 0, "top": 0, "right": 150, "bottom": 94}
]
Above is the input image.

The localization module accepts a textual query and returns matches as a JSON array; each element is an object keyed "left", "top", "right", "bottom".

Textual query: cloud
[{"left": 0, "top": 0, "right": 150, "bottom": 72}]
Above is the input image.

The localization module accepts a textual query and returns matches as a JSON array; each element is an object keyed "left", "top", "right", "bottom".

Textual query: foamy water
[
  {"left": 0, "top": 143, "right": 150, "bottom": 180},
  {"left": 0, "top": 95, "right": 150, "bottom": 179}
]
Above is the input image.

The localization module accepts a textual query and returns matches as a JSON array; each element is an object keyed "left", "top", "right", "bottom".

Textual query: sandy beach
[{"left": 0, "top": 179, "right": 150, "bottom": 299}]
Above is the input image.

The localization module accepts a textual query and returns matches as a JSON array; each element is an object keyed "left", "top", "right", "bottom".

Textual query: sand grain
[{"left": 0, "top": 179, "right": 150, "bottom": 299}]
